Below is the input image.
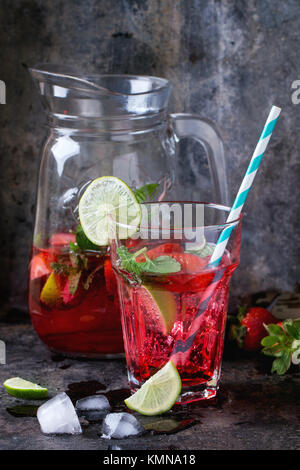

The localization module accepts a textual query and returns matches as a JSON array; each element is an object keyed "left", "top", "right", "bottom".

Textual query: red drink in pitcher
[{"left": 28, "top": 232, "right": 123, "bottom": 357}]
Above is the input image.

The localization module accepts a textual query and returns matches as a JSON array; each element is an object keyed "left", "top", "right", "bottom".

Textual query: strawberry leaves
[
  {"left": 229, "top": 306, "right": 279, "bottom": 351},
  {"left": 228, "top": 306, "right": 248, "bottom": 348},
  {"left": 261, "top": 319, "right": 300, "bottom": 375}
]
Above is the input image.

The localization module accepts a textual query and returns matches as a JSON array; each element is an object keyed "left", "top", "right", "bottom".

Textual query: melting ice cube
[
  {"left": 37, "top": 392, "right": 82, "bottom": 434},
  {"left": 76, "top": 394, "right": 110, "bottom": 411},
  {"left": 101, "top": 412, "right": 145, "bottom": 439},
  {"left": 108, "top": 444, "right": 122, "bottom": 450}
]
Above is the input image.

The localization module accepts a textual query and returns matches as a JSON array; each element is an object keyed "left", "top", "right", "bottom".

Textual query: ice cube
[
  {"left": 108, "top": 444, "right": 122, "bottom": 450},
  {"left": 82, "top": 410, "right": 110, "bottom": 423},
  {"left": 101, "top": 412, "right": 145, "bottom": 439},
  {"left": 76, "top": 394, "right": 110, "bottom": 411},
  {"left": 37, "top": 392, "right": 82, "bottom": 434}
]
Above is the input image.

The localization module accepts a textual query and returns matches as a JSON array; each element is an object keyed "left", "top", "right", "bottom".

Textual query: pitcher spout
[{"left": 29, "top": 64, "right": 172, "bottom": 121}]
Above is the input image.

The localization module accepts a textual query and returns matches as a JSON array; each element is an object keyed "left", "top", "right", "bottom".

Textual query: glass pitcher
[{"left": 28, "top": 64, "right": 228, "bottom": 358}]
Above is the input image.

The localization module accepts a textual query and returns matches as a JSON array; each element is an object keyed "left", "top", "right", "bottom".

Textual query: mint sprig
[
  {"left": 68, "top": 270, "right": 82, "bottom": 295},
  {"left": 134, "top": 183, "right": 159, "bottom": 203},
  {"left": 74, "top": 224, "right": 101, "bottom": 251},
  {"left": 261, "top": 319, "right": 300, "bottom": 375},
  {"left": 116, "top": 246, "right": 181, "bottom": 282},
  {"left": 51, "top": 261, "right": 82, "bottom": 296}
]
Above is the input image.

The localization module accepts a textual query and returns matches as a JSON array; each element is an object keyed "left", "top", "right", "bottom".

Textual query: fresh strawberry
[
  {"left": 261, "top": 318, "right": 300, "bottom": 375},
  {"left": 230, "top": 306, "right": 279, "bottom": 351}
]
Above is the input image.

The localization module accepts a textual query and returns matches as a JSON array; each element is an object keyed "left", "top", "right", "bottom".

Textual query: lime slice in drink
[
  {"left": 137, "top": 285, "right": 177, "bottom": 335},
  {"left": 185, "top": 236, "right": 206, "bottom": 252},
  {"left": 3, "top": 377, "right": 48, "bottom": 399},
  {"left": 124, "top": 361, "right": 181, "bottom": 416},
  {"left": 185, "top": 237, "right": 215, "bottom": 258},
  {"left": 78, "top": 176, "right": 141, "bottom": 246}
]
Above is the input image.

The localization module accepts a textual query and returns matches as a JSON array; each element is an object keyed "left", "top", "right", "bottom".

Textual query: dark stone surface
[
  {"left": 0, "top": 322, "right": 299, "bottom": 450},
  {"left": 0, "top": 1, "right": 300, "bottom": 314}
]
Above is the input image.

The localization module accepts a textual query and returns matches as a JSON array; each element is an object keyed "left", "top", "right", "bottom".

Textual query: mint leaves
[
  {"left": 117, "top": 246, "right": 181, "bottom": 282},
  {"left": 261, "top": 319, "right": 300, "bottom": 375},
  {"left": 134, "top": 183, "right": 159, "bottom": 203},
  {"left": 49, "top": 225, "right": 104, "bottom": 296},
  {"left": 71, "top": 224, "right": 101, "bottom": 252},
  {"left": 67, "top": 270, "right": 82, "bottom": 295},
  {"left": 50, "top": 226, "right": 102, "bottom": 297},
  {"left": 51, "top": 261, "right": 83, "bottom": 295}
]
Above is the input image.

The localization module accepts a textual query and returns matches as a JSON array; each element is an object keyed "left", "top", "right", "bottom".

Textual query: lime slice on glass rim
[
  {"left": 3, "top": 377, "right": 48, "bottom": 399},
  {"left": 124, "top": 361, "right": 181, "bottom": 416},
  {"left": 78, "top": 176, "right": 141, "bottom": 246}
]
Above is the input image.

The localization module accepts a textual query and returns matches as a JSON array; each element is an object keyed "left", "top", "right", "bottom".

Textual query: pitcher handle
[{"left": 169, "top": 113, "right": 229, "bottom": 206}]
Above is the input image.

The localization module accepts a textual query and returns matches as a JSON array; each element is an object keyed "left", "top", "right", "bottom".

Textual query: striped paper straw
[
  {"left": 171, "top": 267, "right": 226, "bottom": 367},
  {"left": 209, "top": 105, "right": 281, "bottom": 267},
  {"left": 171, "top": 105, "right": 281, "bottom": 367}
]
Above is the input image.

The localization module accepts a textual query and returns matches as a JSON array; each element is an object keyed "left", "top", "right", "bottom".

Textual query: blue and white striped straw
[{"left": 210, "top": 105, "right": 281, "bottom": 267}]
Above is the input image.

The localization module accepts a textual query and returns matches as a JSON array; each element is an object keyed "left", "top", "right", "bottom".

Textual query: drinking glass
[{"left": 110, "top": 202, "right": 241, "bottom": 402}]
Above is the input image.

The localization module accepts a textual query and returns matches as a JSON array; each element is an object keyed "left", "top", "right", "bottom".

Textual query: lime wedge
[
  {"left": 40, "top": 272, "right": 61, "bottom": 307},
  {"left": 185, "top": 236, "right": 206, "bottom": 252},
  {"left": 78, "top": 176, "right": 141, "bottom": 246},
  {"left": 124, "top": 361, "right": 181, "bottom": 416},
  {"left": 3, "top": 377, "right": 48, "bottom": 399},
  {"left": 185, "top": 238, "right": 215, "bottom": 258},
  {"left": 137, "top": 285, "right": 177, "bottom": 335}
]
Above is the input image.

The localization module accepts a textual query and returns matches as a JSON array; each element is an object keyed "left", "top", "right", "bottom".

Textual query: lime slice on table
[
  {"left": 79, "top": 176, "right": 141, "bottom": 246},
  {"left": 3, "top": 378, "right": 48, "bottom": 399},
  {"left": 137, "top": 285, "right": 177, "bottom": 335},
  {"left": 125, "top": 361, "right": 181, "bottom": 416}
]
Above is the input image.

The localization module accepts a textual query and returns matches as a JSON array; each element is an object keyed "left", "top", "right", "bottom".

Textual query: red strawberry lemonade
[
  {"left": 114, "top": 242, "right": 239, "bottom": 402},
  {"left": 28, "top": 233, "right": 123, "bottom": 357}
]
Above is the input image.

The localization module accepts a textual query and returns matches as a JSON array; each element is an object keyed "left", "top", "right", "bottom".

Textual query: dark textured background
[{"left": 0, "top": 0, "right": 300, "bottom": 314}]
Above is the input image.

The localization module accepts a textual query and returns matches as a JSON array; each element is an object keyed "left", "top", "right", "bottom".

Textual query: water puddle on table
[{"left": 6, "top": 381, "right": 227, "bottom": 436}]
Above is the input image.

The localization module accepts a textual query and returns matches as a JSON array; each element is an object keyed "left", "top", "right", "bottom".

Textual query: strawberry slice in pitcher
[
  {"left": 30, "top": 253, "right": 51, "bottom": 280},
  {"left": 61, "top": 276, "right": 85, "bottom": 308},
  {"left": 49, "top": 232, "right": 76, "bottom": 246}
]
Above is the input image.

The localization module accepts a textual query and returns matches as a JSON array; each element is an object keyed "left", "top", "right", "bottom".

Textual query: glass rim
[
  {"left": 113, "top": 201, "right": 242, "bottom": 231},
  {"left": 29, "top": 64, "right": 171, "bottom": 97}
]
